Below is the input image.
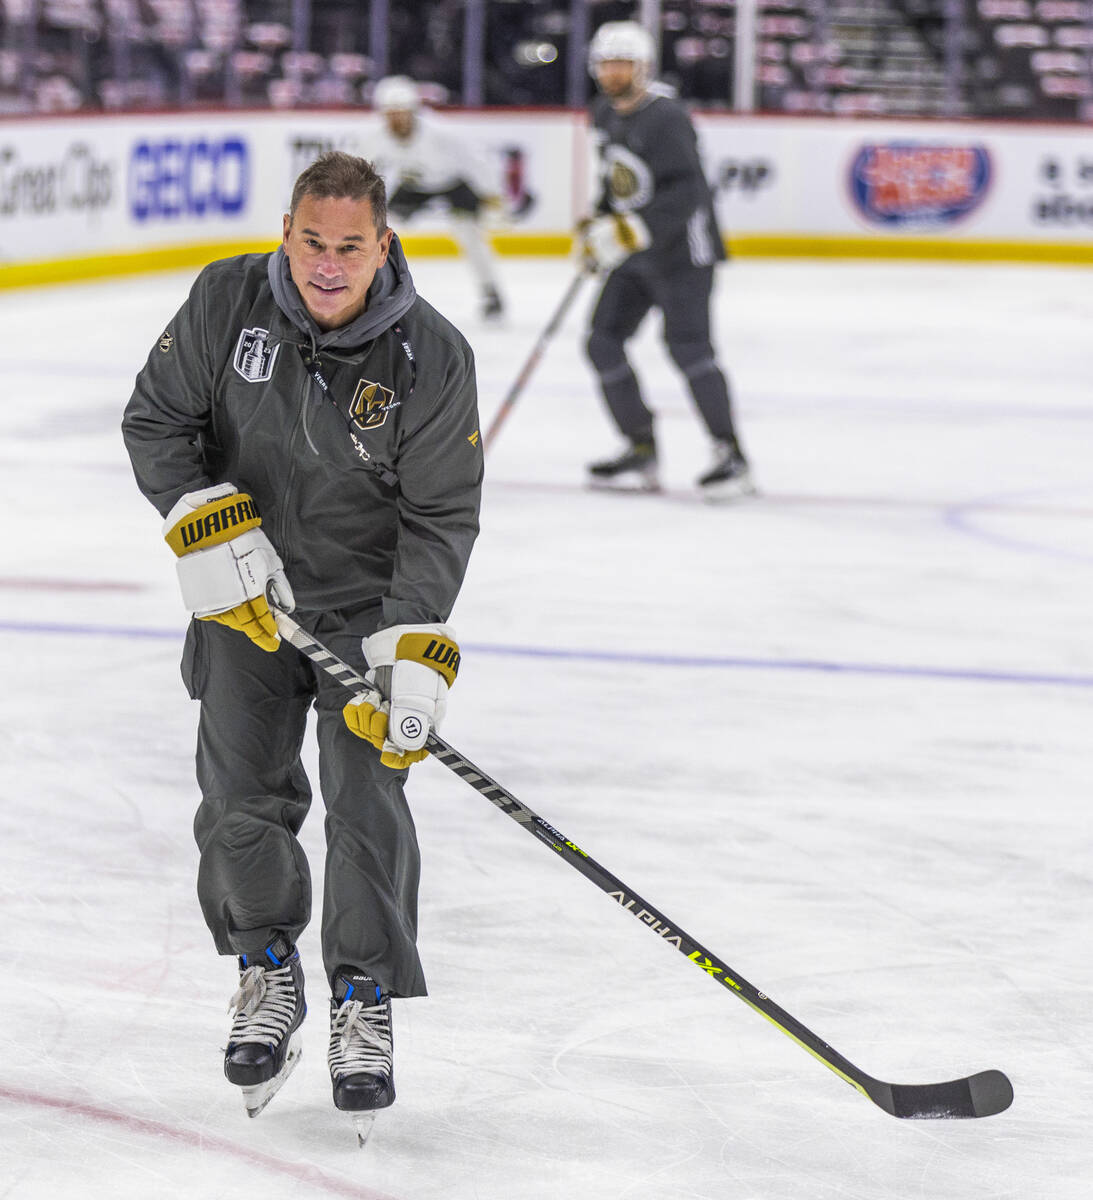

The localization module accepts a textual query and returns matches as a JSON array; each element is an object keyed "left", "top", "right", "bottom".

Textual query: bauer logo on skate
[{"left": 848, "top": 143, "right": 991, "bottom": 228}]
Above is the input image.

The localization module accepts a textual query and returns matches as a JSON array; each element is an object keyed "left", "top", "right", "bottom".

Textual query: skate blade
[
  {"left": 351, "top": 1111, "right": 378, "bottom": 1148},
  {"left": 241, "top": 1032, "right": 302, "bottom": 1118},
  {"left": 587, "top": 475, "right": 662, "bottom": 495},
  {"left": 698, "top": 474, "right": 758, "bottom": 503}
]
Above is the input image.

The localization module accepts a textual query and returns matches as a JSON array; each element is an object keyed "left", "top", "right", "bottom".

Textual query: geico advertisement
[{"left": 0, "top": 118, "right": 258, "bottom": 258}]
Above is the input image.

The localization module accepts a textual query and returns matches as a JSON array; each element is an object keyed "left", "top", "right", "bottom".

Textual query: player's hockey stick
[
  {"left": 272, "top": 608, "right": 1014, "bottom": 1121},
  {"left": 483, "top": 266, "right": 592, "bottom": 454}
]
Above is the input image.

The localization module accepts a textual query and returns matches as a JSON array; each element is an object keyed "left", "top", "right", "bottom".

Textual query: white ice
[{"left": 0, "top": 252, "right": 1091, "bottom": 1199}]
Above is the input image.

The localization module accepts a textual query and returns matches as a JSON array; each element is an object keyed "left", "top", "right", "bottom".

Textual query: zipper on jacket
[{"left": 270, "top": 366, "right": 312, "bottom": 571}]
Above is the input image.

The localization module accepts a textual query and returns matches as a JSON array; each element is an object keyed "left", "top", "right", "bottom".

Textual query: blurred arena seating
[
  {"left": 969, "top": 0, "right": 1093, "bottom": 118},
  {"left": 0, "top": 0, "right": 1089, "bottom": 118}
]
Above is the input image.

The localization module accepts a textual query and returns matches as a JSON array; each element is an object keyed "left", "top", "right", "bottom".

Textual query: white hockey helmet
[
  {"left": 373, "top": 75, "right": 421, "bottom": 113},
  {"left": 588, "top": 21, "right": 657, "bottom": 80}
]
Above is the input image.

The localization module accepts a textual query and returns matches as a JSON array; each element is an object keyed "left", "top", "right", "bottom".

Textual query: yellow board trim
[
  {"left": 727, "top": 233, "right": 1093, "bottom": 264},
  {"left": 396, "top": 233, "right": 574, "bottom": 257},
  {"left": 0, "top": 241, "right": 280, "bottom": 289},
  {"left": 490, "top": 233, "right": 575, "bottom": 257},
  {"left": 3, "top": 231, "right": 1093, "bottom": 290}
]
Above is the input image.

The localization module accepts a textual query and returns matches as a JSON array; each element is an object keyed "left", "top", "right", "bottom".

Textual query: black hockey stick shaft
[
  {"left": 483, "top": 267, "right": 591, "bottom": 454},
  {"left": 273, "top": 609, "right": 1013, "bottom": 1120}
]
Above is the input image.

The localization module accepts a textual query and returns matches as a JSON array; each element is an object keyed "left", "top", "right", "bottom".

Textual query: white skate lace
[
  {"left": 228, "top": 963, "right": 299, "bottom": 1047},
  {"left": 329, "top": 999, "right": 393, "bottom": 1081}
]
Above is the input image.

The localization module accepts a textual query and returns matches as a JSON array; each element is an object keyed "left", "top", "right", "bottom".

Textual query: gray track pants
[
  {"left": 181, "top": 607, "right": 426, "bottom": 998},
  {"left": 585, "top": 256, "right": 738, "bottom": 444}
]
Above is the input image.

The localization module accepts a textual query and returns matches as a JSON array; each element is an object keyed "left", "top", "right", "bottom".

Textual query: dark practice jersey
[
  {"left": 123, "top": 240, "right": 482, "bottom": 625},
  {"left": 590, "top": 89, "right": 726, "bottom": 269}
]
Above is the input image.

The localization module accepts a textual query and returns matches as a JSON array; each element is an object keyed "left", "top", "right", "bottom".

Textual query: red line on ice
[{"left": 0, "top": 1083, "right": 400, "bottom": 1200}]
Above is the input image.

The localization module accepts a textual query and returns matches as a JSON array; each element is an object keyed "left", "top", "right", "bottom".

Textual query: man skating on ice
[
  {"left": 580, "top": 21, "right": 754, "bottom": 499},
  {"left": 122, "top": 152, "right": 482, "bottom": 1132},
  {"left": 368, "top": 74, "right": 506, "bottom": 321}
]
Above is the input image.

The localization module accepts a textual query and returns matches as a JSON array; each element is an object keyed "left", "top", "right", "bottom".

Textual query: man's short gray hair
[{"left": 288, "top": 151, "right": 388, "bottom": 235}]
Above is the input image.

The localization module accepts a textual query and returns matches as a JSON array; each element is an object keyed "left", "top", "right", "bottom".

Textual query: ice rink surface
[{"left": 1, "top": 251, "right": 1091, "bottom": 1198}]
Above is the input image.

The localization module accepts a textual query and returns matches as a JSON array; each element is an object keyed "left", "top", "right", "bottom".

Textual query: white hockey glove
[
  {"left": 342, "top": 624, "right": 461, "bottom": 769},
  {"left": 578, "top": 212, "right": 651, "bottom": 272},
  {"left": 163, "top": 483, "right": 294, "bottom": 653}
]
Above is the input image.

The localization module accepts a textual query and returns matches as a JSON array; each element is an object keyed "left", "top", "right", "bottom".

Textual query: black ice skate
[
  {"left": 328, "top": 968, "right": 395, "bottom": 1146},
  {"left": 696, "top": 439, "right": 756, "bottom": 501},
  {"left": 224, "top": 935, "right": 306, "bottom": 1118},
  {"left": 482, "top": 286, "right": 504, "bottom": 321},
  {"left": 587, "top": 438, "right": 660, "bottom": 492}
]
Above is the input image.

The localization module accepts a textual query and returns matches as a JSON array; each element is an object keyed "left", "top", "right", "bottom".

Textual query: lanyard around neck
[{"left": 297, "top": 345, "right": 402, "bottom": 488}]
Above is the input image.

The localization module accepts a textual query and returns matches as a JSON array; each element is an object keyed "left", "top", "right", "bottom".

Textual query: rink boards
[{"left": 1, "top": 106, "right": 1092, "bottom": 286}]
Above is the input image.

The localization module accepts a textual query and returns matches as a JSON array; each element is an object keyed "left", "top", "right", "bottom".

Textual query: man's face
[
  {"left": 595, "top": 59, "right": 640, "bottom": 103},
  {"left": 282, "top": 194, "right": 393, "bottom": 331},
  {"left": 383, "top": 109, "right": 415, "bottom": 140}
]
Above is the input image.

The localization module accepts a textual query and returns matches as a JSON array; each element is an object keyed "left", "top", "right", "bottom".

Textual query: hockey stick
[
  {"left": 483, "top": 266, "right": 592, "bottom": 454},
  {"left": 273, "top": 608, "right": 1014, "bottom": 1121}
]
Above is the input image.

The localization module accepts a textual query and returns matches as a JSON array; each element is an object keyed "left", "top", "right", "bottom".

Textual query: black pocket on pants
[{"left": 180, "top": 619, "right": 209, "bottom": 700}]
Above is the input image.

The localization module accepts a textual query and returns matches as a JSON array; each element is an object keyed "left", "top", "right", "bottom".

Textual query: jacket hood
[{"left": 267, "top": 234, "right": 417, "bottom": 351}]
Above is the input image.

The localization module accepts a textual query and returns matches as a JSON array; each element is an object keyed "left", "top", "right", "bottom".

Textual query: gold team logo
[
  {"left": 349, "top": 378, "right": 400, "bottom": 430},
  {"left": 604, "top": 145, "right": 653, "bottom": 209},
  {"left": 609, "top": 160, "right": 640, "bottom": 200},
  {"left": 158, "top": 330, "right": 174, "bottom": 353}
]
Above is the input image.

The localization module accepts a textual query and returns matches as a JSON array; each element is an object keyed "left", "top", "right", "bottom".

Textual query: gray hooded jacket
[{"left": 122, "top": 236, "right": 482, "bottom": 626}]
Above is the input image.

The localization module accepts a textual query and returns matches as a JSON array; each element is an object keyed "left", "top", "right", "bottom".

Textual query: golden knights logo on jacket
[
  {"left": 350, "top": 379, "right": 400, "bottom": 430},
  {"left": 233, "top": 327, "right": 280, "bottom": 382}
]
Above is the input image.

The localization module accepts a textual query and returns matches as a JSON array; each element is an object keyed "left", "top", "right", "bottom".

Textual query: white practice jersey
[{"left": 363, "top": 114, "right": 496, "bottom": 198}]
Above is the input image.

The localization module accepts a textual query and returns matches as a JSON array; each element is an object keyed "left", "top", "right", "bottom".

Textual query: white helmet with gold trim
[{"left": 588, "top": 21, "right": 657, "bottom": 85}]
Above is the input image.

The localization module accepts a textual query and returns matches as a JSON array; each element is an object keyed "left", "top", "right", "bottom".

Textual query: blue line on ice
[
  {"left": 944, "top": 495, "right": 1093, "bottom": 565},
  {"left": 1, "top": 618, "right": 1090, "bottom": 689}
]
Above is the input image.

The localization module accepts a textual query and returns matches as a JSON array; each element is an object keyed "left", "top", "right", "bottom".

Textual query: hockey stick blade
[
  {"left": 867, "top": 1069, "right": 1013, "bottom": 1120},
  {"left": 272, "top": 609, "right": 1014, "bottom": 1121}
]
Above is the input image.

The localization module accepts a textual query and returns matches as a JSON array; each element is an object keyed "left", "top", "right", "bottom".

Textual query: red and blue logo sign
[{"left": 849, "top": 144, "right": 991, "bottom": 227}]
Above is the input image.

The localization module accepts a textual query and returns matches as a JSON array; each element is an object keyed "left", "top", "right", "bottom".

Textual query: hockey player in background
[
  {"left": 580, "top": 21, "right": 753, "bottom": 499},
  {"left": 368, "top": 74, "right": 507, "bottom": 321},
  {"left": 122, "top": 152, "right": 482, "bottom": 1136}
]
